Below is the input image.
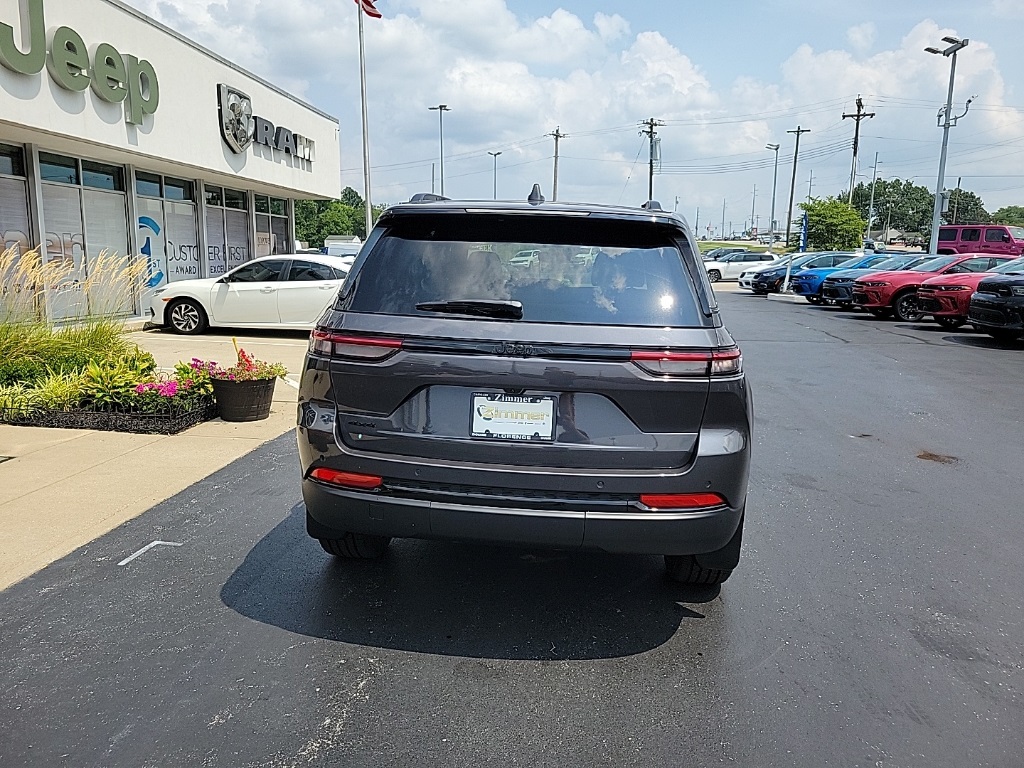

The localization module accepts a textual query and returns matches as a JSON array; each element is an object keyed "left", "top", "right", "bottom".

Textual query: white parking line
[{"left": 118, "top": 540, "right": 183, "bottom": 566}]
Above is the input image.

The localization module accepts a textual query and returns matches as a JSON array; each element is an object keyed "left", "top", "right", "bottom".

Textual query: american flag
[{"left": 354, "top": 0, "right": 382, "bottom": 18}]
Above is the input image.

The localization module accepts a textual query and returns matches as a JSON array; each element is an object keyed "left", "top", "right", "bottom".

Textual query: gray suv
[{"left": 297, "top": 191, "right": 752, "bottom": 584}]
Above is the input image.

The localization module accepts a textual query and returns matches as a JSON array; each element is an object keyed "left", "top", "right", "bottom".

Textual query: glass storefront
[
  {"left": 204, "top": 184, "right": 250, "bottom": 277},
  {"left": 255, "top": 194, "right": 291, "bottom": 257},
  {"left": 0, "top": 141, "right": 298, "bottom": 319},
  {"left": 0, "top": 144, "right": 31, "bottom": 256}
]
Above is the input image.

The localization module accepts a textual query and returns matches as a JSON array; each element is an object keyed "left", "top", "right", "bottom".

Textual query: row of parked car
[{"left": 723, "top": 248, "right": 1024, "bottom": 341}]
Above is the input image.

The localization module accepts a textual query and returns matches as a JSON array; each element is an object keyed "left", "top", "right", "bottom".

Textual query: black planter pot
[{"left": 211, "top": 377, "right": 276, "bottom": 422}]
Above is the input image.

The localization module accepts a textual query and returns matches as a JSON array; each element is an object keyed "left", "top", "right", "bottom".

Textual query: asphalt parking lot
[{"left": 1, "top": 291, "right": 1022, "bottom": 767}]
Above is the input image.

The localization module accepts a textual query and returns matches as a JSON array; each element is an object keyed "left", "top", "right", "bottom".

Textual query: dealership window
[
  {"left": 38, "top": 152, "right": 131, "bottom": 319},
  {"left": 255, "top": 194, "right": 290, "bottom": 257},
  {"left": 204, "top": 184, "right": 250, "bottom": 276},
  {"left": 134, "top": 171, "right": 201, "bottom": 294},
  {"left": 1, "top": 143, "right": 32, "bottom": 256}
]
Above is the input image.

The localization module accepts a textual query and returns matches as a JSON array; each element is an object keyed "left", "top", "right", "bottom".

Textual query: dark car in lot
[
  {"left": 968, "top": 274, "right": 1024, "bottom": 341},
  {"left": 918, "top": 256, "right": 1024, "bottom": 329},
  {"left": 820, "top": 254, "right": 931, "bottom": 306},
  {"left": 750, "top": 251, "right": 858, "bottom": 295},
  {"left": 296, "top": 192, "right": 752, "bottom": 585}
]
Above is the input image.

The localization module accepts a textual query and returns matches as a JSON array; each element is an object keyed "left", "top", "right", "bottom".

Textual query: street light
[
  {"left": 766, "top": 143, "right": 780, "bottom": 254},
  {"left": 925, "top": 36, "right": 970, "bottom": 255},
  {"left": 488, "top": 151, "right": 502, "bottom": 200},
  {"left": 428, "top": 104, "right": 451, "bottom": 196}
]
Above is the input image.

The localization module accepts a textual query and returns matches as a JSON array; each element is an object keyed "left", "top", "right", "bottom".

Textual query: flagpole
[{"left": 357, "top": 6, "right": 373, "bottom": 237}]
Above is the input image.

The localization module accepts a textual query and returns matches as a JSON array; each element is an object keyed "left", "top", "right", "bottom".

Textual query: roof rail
[
  {"left": 408, "top": 193, "right": 450, "bottom": 203},
  {"left": 641, "top": 200, "right": 664, "bottom": 211}
]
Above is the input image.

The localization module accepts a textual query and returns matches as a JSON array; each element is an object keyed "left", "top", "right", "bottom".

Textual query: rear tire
[
  {"left": 665, "top": 515, "right": 743, "bottom": 586},
  {"left": 986, "top": 328, "right": 1022, "bottom": 342},
  {"left": 935, "top": 316, "right": 966, "bottom": 330},
  {"left": 319, "top": 533, "right": 391, "bottom": 559},
  {"left": 707, "top": 270, "right": 721, "bottom": 283}
]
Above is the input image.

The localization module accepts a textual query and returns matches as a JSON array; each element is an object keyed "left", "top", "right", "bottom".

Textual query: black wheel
[
  {"left": 707, "top": 269, "right": 721, "bottom": 283},
  {"left": 935, "top": 316, "right": 966, "bottom": 330},
  {"left": 167, "top": 299, "right": 208, "bottom": 335},
  {"left": 868, "top": 307, "right": 892, "bottom": 319},
  {"left": 892, "top": 291, "right": 924, "bottom": 323},
  {"left": 319, "top": 532, "right": 391, "bottom": 559},
  {"left": 986, "top": 328, "right": 1022, "bottom": 342},
  {"left": 806, "top": 295, "right": 822, "bottom": 305},
  {"left": 665, "top": 516, "right": 743, "bottom": 586}
]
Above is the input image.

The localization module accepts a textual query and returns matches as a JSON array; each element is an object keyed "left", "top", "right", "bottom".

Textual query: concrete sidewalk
[{"left": 0, "top": 329, "right": 309, "bottom": 591}]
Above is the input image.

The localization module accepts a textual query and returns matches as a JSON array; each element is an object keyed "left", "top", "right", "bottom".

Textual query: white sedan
[
  {"left": 150, "top": 254, "right": 350, "bottom": 334},
  {"left": 703, "top": 251, "right": 782, "bottom": 283}
]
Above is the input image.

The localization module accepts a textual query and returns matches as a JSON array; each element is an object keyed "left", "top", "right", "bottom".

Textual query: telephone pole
[
  {"left": 750, "top": 184, "right": 757, "bottom": 235},
  {"left": 807, "top": 169, "right": 814, "bottom": 201},
  {"left": 640, "top": 118, "right": 664, "bottom": 201},
  {"left": 784, "top": 125, "right": 811, "bottom": 247},
  {"left": 843, "top": 95, "right": 875, "bottom": 203},
  {"left": 547, "top": 127, "right": 568, "bottom": 201},
  {"left": 721, "top": 198, "right": 726, "bottom": 241}
]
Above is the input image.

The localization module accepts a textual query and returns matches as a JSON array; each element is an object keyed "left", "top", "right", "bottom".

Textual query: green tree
[
  {"left": 991, "top": 205, "right": 1024, "bottom": 227},
  {"left": 846, "top": 178, "right": 934, "bottom": 234},
  {"left": 947, "top": 189, "right": 989, "bottom": 224},
  {"left": 799, "top": 197, "right": 865, "bottom": 250}
]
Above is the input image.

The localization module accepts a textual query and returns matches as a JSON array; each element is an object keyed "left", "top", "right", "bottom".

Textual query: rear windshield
[{"left": 342, "top": 214, "right": 706, "bottom": 326}]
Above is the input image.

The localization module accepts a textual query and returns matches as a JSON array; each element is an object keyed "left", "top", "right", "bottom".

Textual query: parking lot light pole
[
  {"left": 766, "top": 143, "right": 780, "bottom": 254},
  {"left": 925, "top": 36, "right": 969, "bottom": 255},
  {"left": 488, "top": 151, "right": 502, "bottom": 199},
  {"left": 428, "top": 104, "right": 451, "bottom": 196}
]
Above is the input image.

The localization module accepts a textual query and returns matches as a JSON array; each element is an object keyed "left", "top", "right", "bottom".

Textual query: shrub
[{"left": 34, "top": 370, "right": 86, "bottom": 411}]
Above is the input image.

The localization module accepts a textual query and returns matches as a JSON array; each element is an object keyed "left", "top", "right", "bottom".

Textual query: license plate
[{"left": 471, "top": 393, "right": 556, "bottom": 442}]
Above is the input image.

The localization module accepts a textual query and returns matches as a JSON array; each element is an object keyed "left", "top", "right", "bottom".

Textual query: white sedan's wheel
[{"left": 167, "top": 299, "right": 208, "bottom": 335}]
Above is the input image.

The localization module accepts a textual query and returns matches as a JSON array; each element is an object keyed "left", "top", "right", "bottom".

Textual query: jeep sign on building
[{"left": 0, "top": 0, "right": 340, "bottom": 320}]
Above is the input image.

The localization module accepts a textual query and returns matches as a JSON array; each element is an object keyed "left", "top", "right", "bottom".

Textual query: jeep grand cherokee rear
[{"left": 296, "top": 195, "right": 752, "bottom": 585}]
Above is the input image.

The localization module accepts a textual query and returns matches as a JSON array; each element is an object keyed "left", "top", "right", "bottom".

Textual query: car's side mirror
[
  {"left": 1004, "top": 234, "right": 1013, "bottom": 243},
  {"left": 218, "top": 275, "right": 232, "bottom": 283}
]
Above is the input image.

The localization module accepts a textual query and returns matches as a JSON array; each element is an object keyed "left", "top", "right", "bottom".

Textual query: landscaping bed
[{"left": 0, "top": 403, "right": 218, "bottom": 435}]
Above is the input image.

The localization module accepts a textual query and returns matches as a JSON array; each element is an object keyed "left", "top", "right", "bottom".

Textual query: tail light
[
  {"left": 309, "top": 468, "right": 383, "bottom": 490},
  {"left": 639, "top": 493, "right": 726, "bottom": 510},
  {"left": 309, "top": 330, "right": 402, "bottom": 361},
  {"left": 631, "top": 348, "right": 742, "bottom": 377}
]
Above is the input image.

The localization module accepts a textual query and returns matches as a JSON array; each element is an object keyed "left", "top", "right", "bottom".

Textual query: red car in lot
[
  {"left": 852, "top": 254, "right": 1016, "bottom": 322},
  {"left": 918, "top": 256, "right": 1024, "bottom": 329}
]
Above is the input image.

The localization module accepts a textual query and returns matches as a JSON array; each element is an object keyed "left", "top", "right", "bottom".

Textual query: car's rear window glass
[{"left": 343, "top": 214, "right": 706, "bottom": 326}]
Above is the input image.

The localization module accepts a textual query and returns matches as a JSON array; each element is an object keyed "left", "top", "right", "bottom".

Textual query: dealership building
[{"left": 0, "top": 0, "right": 340, "bottom": 319}]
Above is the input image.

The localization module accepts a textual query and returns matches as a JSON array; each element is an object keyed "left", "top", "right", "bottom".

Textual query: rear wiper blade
[{"left": 415, "top": 299, "right": 524, "bottom": 319}]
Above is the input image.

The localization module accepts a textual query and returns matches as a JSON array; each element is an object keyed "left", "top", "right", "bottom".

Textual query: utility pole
[
  {"left": 721, "top": 198, "right": 726, "bottom": 242},
  {"left": 548, "top": 126, "right": 567, "bottom": 202},
  {"left": 428, "top": 104, "right": 451, "bottom": 196},
  {"left": 866, "top": 152, "right": 880, "bottom": 239},
  {"left": 843, "top": 95, "right": 875, "bottom": 203},
  {"left": 784, "top": 125, "right": 811, "bottom": 248},
  {"left": 488, "top": 151, "right": 502, "bottom": 200},
  {"left": 640, "top": 118, "right": 664, "bottom": 202},
  {"left": 807, "top": 169, "right": 814, "bottom": 202},
  {"left": 750, "top": 184, "right": 757, "bottom": 236},
  {"left": 431, "top": 162, "right": 435, "bottom": 194},
  {"left": 925, "top": 36, "right": 971, "bottom": 254},
  {"left": 695, "top": 206, "right": 700, "bottom": 234},
  {"left": 952, "top": 175, "right": 962, "bottom": 224},
  {"left": 766, "top": 143, "right": 780, "bottom": 254}
]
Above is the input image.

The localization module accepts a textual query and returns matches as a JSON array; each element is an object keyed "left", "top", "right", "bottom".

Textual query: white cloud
[
  {"left": 846, "top": 22, "right": 875, "bottom": 52},
  {"left": 121, "top": 2, "right": 1024, "bottom": 219}
]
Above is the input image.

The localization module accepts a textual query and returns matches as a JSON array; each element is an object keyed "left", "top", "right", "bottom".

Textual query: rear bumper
[{"left": 302, "top": 478, "right": 744, "bottom": 556}]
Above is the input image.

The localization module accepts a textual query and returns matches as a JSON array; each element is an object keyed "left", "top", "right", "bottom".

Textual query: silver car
[{"left": 297, "top": 192, "right": 752, "bottom": 585}]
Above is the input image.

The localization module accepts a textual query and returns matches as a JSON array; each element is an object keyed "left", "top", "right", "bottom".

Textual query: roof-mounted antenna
[{"left": 528, "top": 184, "right": 545, "bottom": 205}]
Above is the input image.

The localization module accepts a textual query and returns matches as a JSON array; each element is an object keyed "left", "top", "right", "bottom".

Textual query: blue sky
[{"left": 127, "top": 0, "right": 1024, "bottom": 234}]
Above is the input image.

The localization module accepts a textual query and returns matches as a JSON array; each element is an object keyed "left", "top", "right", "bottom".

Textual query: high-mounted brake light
[
  {"left": 309, "top": 468, "right": 383, "bottom": 490},
  {"left": 309, "top": 330, "right": 402, "bottom": 360},
  {"left": 631, "top": 348, "right": 742, "bottom": 377},
  {"left": 639, "top": 493, "right": 726, "bottom": 510}
]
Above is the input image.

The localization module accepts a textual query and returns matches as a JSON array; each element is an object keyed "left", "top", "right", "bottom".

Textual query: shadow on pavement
[
  {"left": 944, "top": 333, "right": 1024, "bottom": 350},
  {"left": 220, "top": 502, "right": 720, "bottom": 661}
]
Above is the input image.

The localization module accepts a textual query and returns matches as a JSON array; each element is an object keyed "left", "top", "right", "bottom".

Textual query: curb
[{"left": 766, "top": 293, "right": 808, "bottom": 304}]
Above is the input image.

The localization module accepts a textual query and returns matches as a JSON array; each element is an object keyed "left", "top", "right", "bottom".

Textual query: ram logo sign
[{"left": 217, "top": 84, "right": 315, "bottom": 163}]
